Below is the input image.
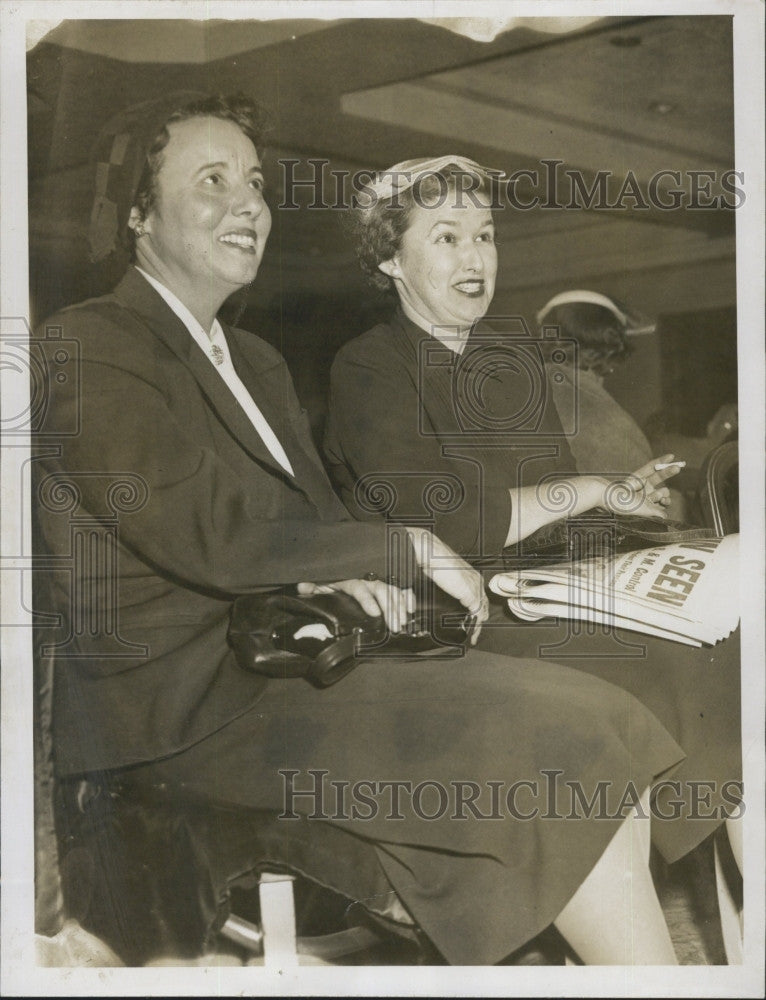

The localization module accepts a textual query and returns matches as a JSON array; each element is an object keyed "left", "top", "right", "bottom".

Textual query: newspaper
[{"left": 489, "top": 534, "right": 739, "bottom": 647}]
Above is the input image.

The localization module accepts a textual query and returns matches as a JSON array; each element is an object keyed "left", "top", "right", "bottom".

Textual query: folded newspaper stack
[{"left": 489, "top": 534, "right": 739, "bottom": 647}]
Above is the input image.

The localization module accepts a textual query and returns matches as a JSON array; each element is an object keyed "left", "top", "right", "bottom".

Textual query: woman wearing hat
[
  {"left": 324, "top": 156, "right": 742, "bottom": 875},
  {"left": 537, "top": 290, "right": 655, "bottom": 473},
  {"left": 34, "top": 100, "right": 689, "bottom": 966},
  {"left": 536, "top": 290, "right": 686, "bottom": 520}
]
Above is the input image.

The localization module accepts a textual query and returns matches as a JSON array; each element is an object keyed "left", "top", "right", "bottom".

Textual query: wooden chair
[{"left": 697, "top": 440, "right": 739, "bottom": 535}]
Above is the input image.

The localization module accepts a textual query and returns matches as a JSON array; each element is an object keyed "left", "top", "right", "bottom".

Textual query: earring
[{"left": 133, "top": 220, "right": 146, "bottom": 238}]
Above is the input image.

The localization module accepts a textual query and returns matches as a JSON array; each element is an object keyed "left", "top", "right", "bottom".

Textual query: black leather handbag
[{"left": 228, "top": 588, "right": 473, "bottom": 688}]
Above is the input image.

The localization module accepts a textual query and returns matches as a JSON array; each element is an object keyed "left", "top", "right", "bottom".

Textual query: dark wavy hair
[
  {"left": 350, "top": 165, "right": 495, "bottom": 295},
  {"left": 129, "top": 93, "right": 270, "bottom": 260},
  {"left": 542, "top": 302, "right": 634, "bottom": 376}
]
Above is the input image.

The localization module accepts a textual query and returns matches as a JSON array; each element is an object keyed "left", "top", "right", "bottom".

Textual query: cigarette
[{"left": 654, "top": 461, "right": 686, "bottom": 470}]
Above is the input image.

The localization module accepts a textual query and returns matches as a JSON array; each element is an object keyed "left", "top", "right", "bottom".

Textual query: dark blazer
[
  {"left": 34, "top": 267, "right": 393, "bottom": 774},
  {"left": 324, "top": 309, "right": 575, "bottom": 561}
]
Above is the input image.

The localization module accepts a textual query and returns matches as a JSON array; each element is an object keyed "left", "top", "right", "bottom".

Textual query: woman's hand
[
  {"left": 404, "top": 526, "right": 489, "bottom": 645},
  {"left": 604, "top": 454, "right": 683, "bottom": 520},
  {"left": 299, "top": 528, "right": 489, "bottom": 645},
  {"left": 296, "top": 579, "right": 415, "bottom": 634},
  {"left": 505, "top": 454, "right": 685, "bottom": 546}
]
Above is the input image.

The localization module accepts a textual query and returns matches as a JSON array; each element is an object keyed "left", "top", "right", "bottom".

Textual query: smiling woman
[
  {"left": 375, "top": 169, "right": 497, "bottom": 336},
  {"left": 356, "top": 157, "right": 499, "bottom": 343},
  {"left": 327, "top": 157, "right": 683, "bottom": 546},
  {"left": 324, "top": 153, "right": 742, "bottom": 902},
  {"left": 128, "top": 106, "right": 271, "bottom": 332}
]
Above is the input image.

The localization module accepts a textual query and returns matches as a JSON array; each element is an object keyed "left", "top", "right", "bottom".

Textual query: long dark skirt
[
  {"left": 129, "top": 648, "right": 683, "bottom": 964},
  {"left": 477, "top": 599, "right": 742, "bottom": 863}
]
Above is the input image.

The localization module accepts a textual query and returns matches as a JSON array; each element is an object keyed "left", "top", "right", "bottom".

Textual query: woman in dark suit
[
  {"left": 324, "top": 156, "right": 742, "bottom": 876},
  {"left": 34, "top": 98, "right": 687, "bottom": 966}
]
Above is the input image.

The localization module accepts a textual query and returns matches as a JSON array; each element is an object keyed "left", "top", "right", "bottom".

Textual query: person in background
[{"left": 536, "top": 289, "right": 687, "bottom": 520}]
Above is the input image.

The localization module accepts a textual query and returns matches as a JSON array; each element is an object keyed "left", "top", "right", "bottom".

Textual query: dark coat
[
  {"left": 33, "top": 268, "right": 393, "bottom": 774},
  {"left": 324, "top": 309, "right": 575, "bottom": 561}
]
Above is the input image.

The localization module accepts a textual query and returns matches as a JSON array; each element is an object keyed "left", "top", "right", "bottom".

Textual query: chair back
[{"left": 697, "top": 440, "right": 739, "bottom": 535}]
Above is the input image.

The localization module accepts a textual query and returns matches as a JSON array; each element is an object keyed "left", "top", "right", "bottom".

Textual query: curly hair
[
  {"left": 129, "top": 93, "right": 271, "bottom": 260},
  {"left": 349, "top": 166, "right": 495, "bottom": 295},
  {"left": 542, "top": 302, "right": 634, "bottom": 376}
]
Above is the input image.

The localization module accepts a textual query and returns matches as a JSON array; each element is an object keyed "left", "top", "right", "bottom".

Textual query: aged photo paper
[{"left": 2, "top": 1, "right": 764, "bottom": 996}]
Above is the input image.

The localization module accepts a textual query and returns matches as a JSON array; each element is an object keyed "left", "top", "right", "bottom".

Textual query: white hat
[
  {"left": 536, "top": 290, "right": 656, "bottom": 335},
  {"left": 367, "top": 155, "right": 504, "bottom": 204}
]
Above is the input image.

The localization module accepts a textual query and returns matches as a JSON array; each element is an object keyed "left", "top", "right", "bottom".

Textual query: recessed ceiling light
[{"left": 649, "top": 101, "right": 675, "bottom": 115}]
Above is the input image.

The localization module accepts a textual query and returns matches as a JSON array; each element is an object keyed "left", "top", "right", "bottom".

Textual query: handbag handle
[
  {"left": 228, "top": 590, "right": 377, "bottom": 686},
  {"left": 228, "top": 593, "right": 317, "bottom": 680},
  {"left": 228, "top": 587, "right": 471, "bottom": 689}
]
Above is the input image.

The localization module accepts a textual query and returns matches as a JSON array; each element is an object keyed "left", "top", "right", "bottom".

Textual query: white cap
[
  {"left": 367, "top": 155, "right": 504, "bottom": 204},
  {"left": 536, "top": 290, "right": 656, "bottom": 335}
]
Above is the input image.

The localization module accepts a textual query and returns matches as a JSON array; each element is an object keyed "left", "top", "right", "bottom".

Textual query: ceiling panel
[
  {"left": 341, "top": 16, "right": 734, "bottom": 179},
  {"left": 30, "top": 18, "right": 341, "bottom": 63},
  {"left": 443, "top": 17, "right": 734, "bottom": 162}
]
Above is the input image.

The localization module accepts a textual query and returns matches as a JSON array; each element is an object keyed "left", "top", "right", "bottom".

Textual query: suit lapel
[
  {"left": 113, "top": 268, "right": 306, "bottom": 486},
  {"left": 225, "top": 327, "right": 343, "bottom": 515},
  {"left": 392, "top": 309, "right": 462, "bottom": 437}
]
